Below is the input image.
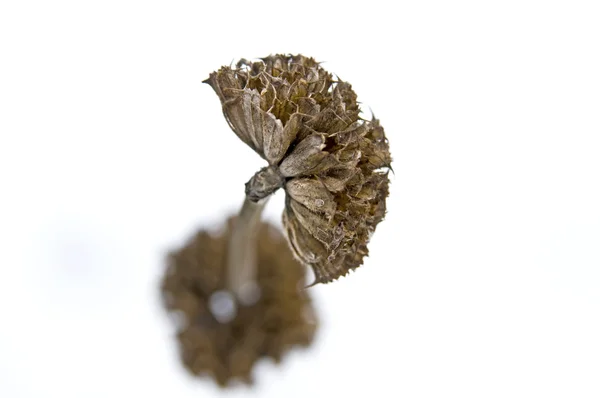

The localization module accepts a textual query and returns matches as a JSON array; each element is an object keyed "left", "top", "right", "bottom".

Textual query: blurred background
[{"left": 1, "top": 1, "right": 599, "bottom": 397}]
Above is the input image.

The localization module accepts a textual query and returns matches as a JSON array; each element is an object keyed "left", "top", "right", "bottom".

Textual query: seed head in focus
[{"left": 204, "top": 55, "right": 392, "bottom": 283}]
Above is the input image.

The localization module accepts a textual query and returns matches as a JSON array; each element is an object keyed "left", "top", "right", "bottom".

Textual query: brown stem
[{"left": 226, "top": 196, "right": 269, "bottom": 305}]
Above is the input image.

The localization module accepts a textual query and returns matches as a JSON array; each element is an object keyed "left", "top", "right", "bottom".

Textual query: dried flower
[
  {"left": 161, "top": 216, "right": 317, "bottom": 387},
  {"left": 205, "top": 54, "right": 391, "bottom": 283}
]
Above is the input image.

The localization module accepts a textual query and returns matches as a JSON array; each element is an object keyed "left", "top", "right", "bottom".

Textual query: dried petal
[
  {"left": 282, "top": 207, "right": 326, "bottom": 265},
  {"left": 310, "top": 253, "right": 349, "bottom": 286},
  {"left": 333, "top": 122, "right": 369, "bottom": 146},
  {"left": 278, "top": 134, "right": 327, "bottom": 177},
  {"left": 288, "top": 198, "right": 333, "bottom": 245},
  {"left": 320, "top": 168, "right": 358, "bottom": 192},
  {"left": 285, "top": 178, "right": 335, "bottom": 219},
  {"left": 264, "top": 112, "right": 299, "bottom": 165}
]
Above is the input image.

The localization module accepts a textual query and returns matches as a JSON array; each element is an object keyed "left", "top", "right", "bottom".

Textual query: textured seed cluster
[{"left": 205, "top": 54, "right": 392, "bottom": 283}]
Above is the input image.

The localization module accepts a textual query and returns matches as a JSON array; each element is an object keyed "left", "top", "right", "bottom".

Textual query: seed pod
[{"left": 205, "top": 54, "right": 392, "bottom": 284}]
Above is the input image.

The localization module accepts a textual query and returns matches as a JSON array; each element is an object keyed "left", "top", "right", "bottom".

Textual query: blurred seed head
[
  {"left": 205, "top": 54, "right": 392, "bottom": 284},
  {"left": 161, "top": 217, "right": 318, "bottom": 387}
]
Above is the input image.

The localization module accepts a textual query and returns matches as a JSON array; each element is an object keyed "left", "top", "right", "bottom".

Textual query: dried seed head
[
  {"left": 161, "top": 216, "right": 317, "bottom": 387},
  {"left": 205, "top": 54, "right": 392, "bottom": 284}
]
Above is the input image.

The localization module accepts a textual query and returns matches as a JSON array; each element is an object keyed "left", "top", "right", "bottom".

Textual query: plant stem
[{"left": 226, "top": 196, "right": 269, "bottom": 305}]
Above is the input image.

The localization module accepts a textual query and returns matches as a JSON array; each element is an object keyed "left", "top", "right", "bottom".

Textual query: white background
[{"left": 1, "top": 1, "right": 599, "bottom": 397}]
